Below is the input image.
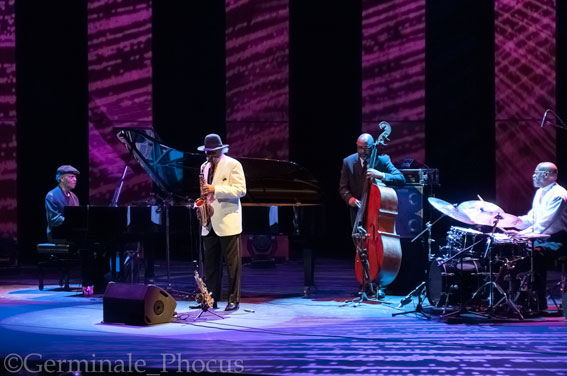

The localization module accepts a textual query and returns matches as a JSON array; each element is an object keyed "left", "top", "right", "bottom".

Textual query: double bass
[{"left": 352, "top": 122, "right": 402, "bottom": 297}]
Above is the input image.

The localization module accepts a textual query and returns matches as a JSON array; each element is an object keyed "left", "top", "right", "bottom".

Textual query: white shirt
[{"left": 518, "top": 182, "right": 567, "bottom": 235}]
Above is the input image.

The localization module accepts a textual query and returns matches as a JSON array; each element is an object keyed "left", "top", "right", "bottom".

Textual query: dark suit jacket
[{"left": 339, "top": 153, "right": 405, "bottom": 226}]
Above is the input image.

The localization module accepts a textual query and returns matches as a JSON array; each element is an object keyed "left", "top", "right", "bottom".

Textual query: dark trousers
[
  {"left": 531, "top": 232, "right": 567, "bottom": 310},
  {"left": 203, "top": 230, "right": 241, "bottom": 304},
  {"left": 80, "top": 248, "right": 108, "bottom": 291}
]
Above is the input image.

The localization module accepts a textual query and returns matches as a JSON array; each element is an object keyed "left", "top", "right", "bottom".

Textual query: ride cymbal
[{"left": 457, "top": 200, "right": 521, "bottom": 227}]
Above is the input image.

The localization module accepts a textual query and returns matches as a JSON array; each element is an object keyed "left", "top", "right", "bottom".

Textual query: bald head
[
  {"left": 356, "top": 133, "right": 374, "bottom": 162},
  {"left": 533, "top": 162, "right": 558, "bottom": 188}
]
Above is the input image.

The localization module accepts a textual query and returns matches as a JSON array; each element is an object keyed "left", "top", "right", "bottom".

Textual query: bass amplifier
[{"left": 394, "top": 185, "right": 425, "bottom": 239}]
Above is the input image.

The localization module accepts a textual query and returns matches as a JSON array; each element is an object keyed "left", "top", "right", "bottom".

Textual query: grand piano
[{"left": 58, "top": 127, "right": 321, "bottom": 293}]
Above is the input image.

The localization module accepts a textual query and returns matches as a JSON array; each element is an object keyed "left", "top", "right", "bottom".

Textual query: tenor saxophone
[
  {"left": 194, "top": 270, "right": 214, "bottom": 309},
  {"left": 194, "top": 165, "right": 214, "bottom": 226}
]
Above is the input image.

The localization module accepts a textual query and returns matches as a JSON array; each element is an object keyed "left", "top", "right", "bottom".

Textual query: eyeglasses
[{"left": 533, "top": 170, "right": 549, "bottom": 176}]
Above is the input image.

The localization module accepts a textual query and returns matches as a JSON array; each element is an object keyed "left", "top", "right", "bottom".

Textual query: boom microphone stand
[{"left": 391, "top": 214, "right": 443, "bottom": 317}]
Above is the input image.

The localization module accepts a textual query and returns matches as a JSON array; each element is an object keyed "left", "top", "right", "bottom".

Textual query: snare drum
[
  {"left": 445, "top": 226, "right": 486, "bottom": 257},
  {"left": 426, "top": 258, "right": 484, "bottom": 307},
  {"left": 491, "top": 233, "right": 528, "bottom": 259}
]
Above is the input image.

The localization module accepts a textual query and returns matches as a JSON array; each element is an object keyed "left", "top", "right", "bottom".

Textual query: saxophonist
[{"left": 197, "top": 134, "right": 246, "bottom": 311}]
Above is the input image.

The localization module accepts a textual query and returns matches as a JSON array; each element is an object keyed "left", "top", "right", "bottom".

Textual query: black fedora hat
[{"left": 197, "top": 134, "right": 229, "bottom": 151}]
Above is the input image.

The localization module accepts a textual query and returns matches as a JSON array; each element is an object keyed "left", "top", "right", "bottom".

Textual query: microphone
[
  {"left": 397, "top": 281, "right": 426, "bottom": 308},
  {"left": 398, "top": 295, "right": 413, "bottom": 308},
  {"left": 540, "top": 109, "right": 550, "bottom": 128}
]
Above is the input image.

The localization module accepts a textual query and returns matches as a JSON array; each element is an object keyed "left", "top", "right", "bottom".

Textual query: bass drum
[{"left": 426, "top": 258, "right": 484, "bottom": 308}]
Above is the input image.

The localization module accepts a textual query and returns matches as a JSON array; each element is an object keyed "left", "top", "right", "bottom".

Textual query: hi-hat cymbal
[
  {"left": 518, "top": 232, "right": 550, "bottom": 240},
  {"left": 427, "top": 197, "right": 475, "bottom": 225},
  {"left": 457, "top": 200, "right": 521, "bottom": 227}
]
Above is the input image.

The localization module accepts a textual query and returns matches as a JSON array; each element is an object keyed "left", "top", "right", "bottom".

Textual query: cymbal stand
[
  {"left": 470, "top": 216, "right": 524, "bottom": 319},
  {"left": 411, "top": 213, "right": 445, "bottom": 260}
]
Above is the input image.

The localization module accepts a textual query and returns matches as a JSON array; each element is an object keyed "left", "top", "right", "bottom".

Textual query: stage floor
[{"left": 0, "top": 258, "right": 566, "bottom": 375}]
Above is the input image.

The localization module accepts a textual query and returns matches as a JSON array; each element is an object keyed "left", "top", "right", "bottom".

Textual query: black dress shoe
[{"left": 225, "top": 302, "right": 239, "bottom": 311}]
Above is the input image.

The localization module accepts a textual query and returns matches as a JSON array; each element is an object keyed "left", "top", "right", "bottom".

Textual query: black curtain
[
  {"left": 289, "top": 0, "right": 362, "bottom": 256},
  {"left": 16, "top": 0, "right": 88, "bottom": 262},
  {"left": 152, "top": 0, "right": 226, "bottom": 151},
  {"left": 426, "top": 1, "right": 496, "bottom": 206}
]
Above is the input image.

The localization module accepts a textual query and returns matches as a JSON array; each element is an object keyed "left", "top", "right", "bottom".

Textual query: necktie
[{"left": 207, "top": 164, "right": 214, "bottom": 184}]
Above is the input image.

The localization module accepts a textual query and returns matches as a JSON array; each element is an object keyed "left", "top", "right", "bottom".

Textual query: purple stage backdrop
[
  {"left": 225, "top": 0, "right": 289, "bottom": 159},
  {"left": 362, "top": 0, "right": 426, "bottom": 165},
  {"left": 88, "top": 0, "right": 152, "bottom": 205},
  {"left": 0, "top": 0, "right": 16, "bottom": 239},
  {"left": 495, "top": 0, "right": 556, "bottom": 215}
]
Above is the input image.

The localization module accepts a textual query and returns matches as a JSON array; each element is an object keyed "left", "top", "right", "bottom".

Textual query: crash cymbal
[
  {"left": 458, "top": 200, "right": 503, "bottom": 214},
  {"left": 427, "top": 197, "right": 475, "bottom": 225},
  {"left": 457, "top": 200, "right": 521, "bottom": 227}
]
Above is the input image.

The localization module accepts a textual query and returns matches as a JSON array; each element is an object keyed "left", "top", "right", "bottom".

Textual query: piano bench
[{"left": 37, "top": 243, "right": 79, "bottom": 291}]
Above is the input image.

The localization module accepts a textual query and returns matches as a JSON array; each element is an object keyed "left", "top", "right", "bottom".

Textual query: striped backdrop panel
[
  {"left": 0, "top": 0, "right": 16, "bottom": 239},
  {"left": 361, "top": 0, "right": 426, "bottom": 164},
  {"left": 495, "top": 0, "right": 556, "bottom": 214},
  {"left": 87, "top": 0, "right": 152, "bottom": 205},
  {"left": 225, "top": 0, "right": 289, "bottom": 159}
]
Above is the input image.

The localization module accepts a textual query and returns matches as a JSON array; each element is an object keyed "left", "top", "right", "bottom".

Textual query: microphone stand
[
  {"left": 392, "top": 281, "right": 430, "bottom": 319},
  {"left": 391, "top": 213, "right": 444, "bottom": 319},
  {"left": 540, "top": 109, "right": 567, "bottom": 130}
]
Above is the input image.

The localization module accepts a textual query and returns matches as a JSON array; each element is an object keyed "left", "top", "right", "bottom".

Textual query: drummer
[{"left": 509, "top": 162, "right": 567, "bottom": 312}]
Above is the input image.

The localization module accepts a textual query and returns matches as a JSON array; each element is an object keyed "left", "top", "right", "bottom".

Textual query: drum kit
[{"left": 423, "top": 197, "right": 549, "bottom": 319}]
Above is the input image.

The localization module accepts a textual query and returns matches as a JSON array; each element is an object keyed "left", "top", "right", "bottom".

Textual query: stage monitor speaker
[
  {"left": 103, "top": 282, "right": 177, "bottom": 326},
  {"left": 394, "top": 185, "right": 424, "bottom": 238}
]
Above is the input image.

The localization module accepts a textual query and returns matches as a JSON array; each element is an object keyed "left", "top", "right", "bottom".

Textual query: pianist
[
  {"left": 45, "top": 165, "right": 80, "bottom": 241},
  {"left": 198, "top": 134, "right": 247, "bottom": 311},
  {"left": 45, "top": 165, "right": 100, "bottom": 296}
]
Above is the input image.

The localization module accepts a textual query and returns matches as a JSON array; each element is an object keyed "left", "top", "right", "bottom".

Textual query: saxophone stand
[
  {"left": 194, "top": 299, "right": 224, "bottom": 321},
  {"left": 468, "top": 216, "right": 524, "bottom": 320}
]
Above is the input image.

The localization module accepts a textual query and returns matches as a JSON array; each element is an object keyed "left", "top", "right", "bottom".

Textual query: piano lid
[{"left": 116, "top": 127, "right": 321, "bottom": 206}]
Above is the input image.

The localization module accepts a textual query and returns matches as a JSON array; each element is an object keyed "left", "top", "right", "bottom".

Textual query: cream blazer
[{"left": 201, "top": 154, "right": 247, "bottom": 236}]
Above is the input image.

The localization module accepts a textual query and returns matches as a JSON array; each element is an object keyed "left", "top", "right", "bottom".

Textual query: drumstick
[{"left": 477, "top": 194, "right": 509, "bottom": 232}]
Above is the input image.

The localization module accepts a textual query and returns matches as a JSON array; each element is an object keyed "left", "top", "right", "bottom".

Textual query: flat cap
[{"left": 56, "top": 165, "right": 80, "bottom": 175}]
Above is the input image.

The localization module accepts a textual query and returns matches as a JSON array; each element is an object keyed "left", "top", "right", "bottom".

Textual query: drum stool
[{"left": 547, "top": 255, "right": 566, "bottom": 318}]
